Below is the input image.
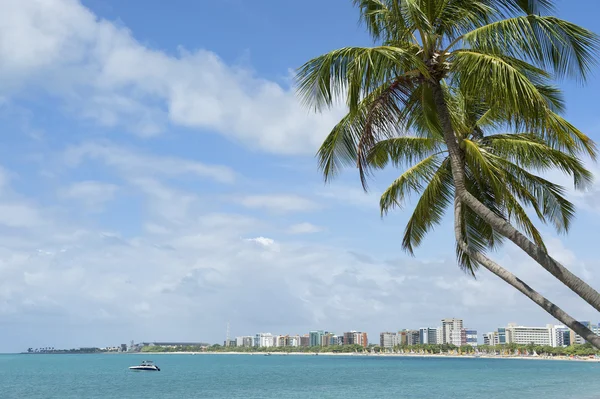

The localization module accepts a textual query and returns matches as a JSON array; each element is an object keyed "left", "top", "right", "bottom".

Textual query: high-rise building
[
  {"left": 482, "top": 333, "right": 495, "bottom": 346},
  {"left": 344, "top": 331, "right": 368, "bottom": 347},
  {"left": 357, "top": 332, "right": 368, "bottom": 348},
  {"left": 464, "top": 329, "right": 478, "bottom": 346},
  {"left": 449, "top": 329, "right": 463, "bottom": 347},
  {"left": 504, "top": 324, "right": 554, "bottom": 346},
  {"left": 321, "top": 333, "right": 335, "bottom": 347},
  {"left": 309, "top": 331, "right": 324, "bottom": 347},
  {"left": 300, "top": 335, "right": 310, "bottom": 347},
  {"left": 397, "top": 331, "right": 408, "bottom": 346},
  {"left": 256, "top": 333, "right": 275, "bottom": 348},
  {"left": 553, "top": 326, "right": 570, "bottom": 347},
  {"left": 407, "top": 330, "right": 420, "bottom": 346},
  {"left": 419, "top": 328, "right": 439, "bottom": 345},
  {"left": 288, "top": 335, "right": 301, "bottom": 347},
  {"left": 236, "top": 336, "right": 253, "bottom": 347},
  {"left": 442, "top": 318, "right": 464, "bottom": 344},
  {"left": 380, "top": 332, "right": 397, "bottom": 348}
]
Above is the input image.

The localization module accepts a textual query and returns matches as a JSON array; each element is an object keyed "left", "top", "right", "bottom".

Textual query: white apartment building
[
  {"left": 255, "top": 333, "right": 275, "bottom": 348},
  {"left": 449, "top": 330, "right": 463, "bottom": 347},
  {"left": 442, "top": 318, "right": 463, "bottom": 345},
  {"left": 505, "top": 324, "right": 554, "bottom": 346},
  {"left": 380, "top": 332, "right": 397, "bottom": 348},
  {"left": 288, "top": 336, "right": 300, "bottom": 347}
]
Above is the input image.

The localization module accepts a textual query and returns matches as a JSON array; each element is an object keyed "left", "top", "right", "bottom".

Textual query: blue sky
[{"left": 1, "top": 0, "right": 600, "bottom": 352}]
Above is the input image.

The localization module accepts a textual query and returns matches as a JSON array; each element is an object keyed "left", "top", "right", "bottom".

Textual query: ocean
[{"left": 1, "top": 353, "right": 598, "bottom": 398}]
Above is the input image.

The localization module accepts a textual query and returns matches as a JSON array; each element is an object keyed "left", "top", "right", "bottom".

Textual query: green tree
[{"left": 296, "top": 0, "right": 600, "bottom": 348}]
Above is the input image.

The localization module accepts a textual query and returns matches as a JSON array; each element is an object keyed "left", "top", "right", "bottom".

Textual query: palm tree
[{"left": 296, "top": 0, "right": 600, "bottom": 346}]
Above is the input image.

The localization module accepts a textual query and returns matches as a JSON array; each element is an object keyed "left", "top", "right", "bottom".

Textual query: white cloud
[
  {"left": 245, "top": 236, "right": 276, "bottom": 247},
  {"left": 287, "top": 222, "right": 323, "bottom": 234},
  {"left": 0, "top": 0, "right": 344, "bottom": 154},
  {"left": 59, "top": 180, "right": 117, "bottom": 210},
  {"left": 238, "top": 194, "right": 320, "bottom": 213},
  {"left": 64, "top": 142, "right": 236, "bottom": 183},
  {"left": 0, "top": 203, "right": 41, "bottom": 228}
]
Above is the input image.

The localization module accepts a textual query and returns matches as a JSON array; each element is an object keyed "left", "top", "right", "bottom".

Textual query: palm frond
[
  {"left": 353, "top": 0, "right": 414, "bottom": 43},
  {"left": 400, "top": 159, "right": 454, "bottom": 255},
  {"left": 451, "top": 50, "right": 550, "bottom": 118},
  {"left": 462, "top": 139, "right": 506, "bottom": 197},
  {"left": 491, "top": 155, "right": 577, "bottom": 233},
  {"left": 367, "top": 136, "right": 443, "bottom": 170},
  {"left": 296, "top": 46, "right": 426, "bottom": 113},
  {"left": 462, "top": 15, "right": 600, "bottom": 80},
  {"left": 379, "top": 154, "right": 442, "bottom": 214},
  {"left": 315, "top": 76, "right": 418, "bottom": 186},
  {"left": 482, "top": 133, "right": 593, "bottom": 189}
]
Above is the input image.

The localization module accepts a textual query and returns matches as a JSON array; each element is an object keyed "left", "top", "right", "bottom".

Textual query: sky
[{"left": 1, "top": 0, "right": 600, "bottom": 352}]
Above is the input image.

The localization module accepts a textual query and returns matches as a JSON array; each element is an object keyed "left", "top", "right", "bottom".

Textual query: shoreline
[{"left": 133, "top": 351, "right": 600, "bottom": 362}]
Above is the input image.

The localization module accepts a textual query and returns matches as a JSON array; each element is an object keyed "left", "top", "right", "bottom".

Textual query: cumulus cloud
[{"left": 0, "top": 0, "right": 344, "bottom": 154}]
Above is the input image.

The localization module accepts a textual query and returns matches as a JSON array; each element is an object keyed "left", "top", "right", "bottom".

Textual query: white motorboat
[{"left": 129, "top": 360, "right": 160, "bottom": 371}]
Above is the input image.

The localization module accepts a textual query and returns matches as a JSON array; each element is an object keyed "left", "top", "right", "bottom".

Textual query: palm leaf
[
  {"left": 399, "top": 159, "right": 454, "bottom": 255},
  {"left": 463, "top": 15, "right": 600, "bottom": 80},
  {"left": 296, "top": 46, "right": 426, "bottom": 113}
]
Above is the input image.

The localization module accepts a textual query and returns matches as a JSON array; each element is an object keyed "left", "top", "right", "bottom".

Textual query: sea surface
[{"left": 0, "top": 353, "right": 599, "bottom": 398}]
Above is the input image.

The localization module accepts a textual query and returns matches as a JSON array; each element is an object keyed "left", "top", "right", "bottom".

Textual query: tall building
[
  {"left": 300, "top": 335, "right": 310, "bottom": 347},
  {"left": 419, "top": 328, "right": 438, "bottom": 345},
  {"left": 275, "top": 335, "right": 287, "bottom": 347},
  {"left": 553, "top": 326, "right": 570, "bottom": 347},
  {"left": 464, "top": 329, "right": 478, "bottom": 346},
  {"left": 236, "top": 336, "right": 253, "bottom": 347},
  {"left": 407, "top": 330, "right": 420, "bottom": 346},
  {"left": 321, "top": 333, "right": 335, "bottom": 347},
  {"left": 397, "top": 331, "right": 408, "bottom": 346},
  {"left": 435, "top": 327, "right": 443, "bottom": 344},
  {"left": 344, "top": 331, "right": 368, "bottom": 347},
  {"left": 357, "top": 332, "right": 368, "bottom": 348},
  {"left": 449, "top": 329, "right": 464, "bottom": 347},
  {"left": 442, "top": 318, "right": 464, "bottom": 344},
  {"left": 288, "top": 335, "right": 301, "bottom": 347},
  {"left": 380, "top": 332, "right": 397, "bottom": 348},
  {"left": 482, "top": 333, "right": 494, "bottom": 346},
  {"left": 256, "top": 333, "right": 275, "bottom": 348},
  {"left": 309, "top": 331, "right": 324, "bottom": 347},
  {"left": 504, "top": 324, "right": 554, "bottom": 346}
]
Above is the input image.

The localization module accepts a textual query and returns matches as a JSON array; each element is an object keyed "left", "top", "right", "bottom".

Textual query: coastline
[{"left": 135, "top": 351, "right": 600, "bottom": 362}]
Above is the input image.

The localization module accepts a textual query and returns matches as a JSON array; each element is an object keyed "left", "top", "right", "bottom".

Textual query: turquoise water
[{"left": 1, "top": 354, "right": 599, "bottom": 398}]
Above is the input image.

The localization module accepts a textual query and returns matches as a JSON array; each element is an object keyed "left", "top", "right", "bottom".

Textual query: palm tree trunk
[
  {"left": 429, "top": 80, "right": 600, "bottom": 313},
  {"left": 454, "top": 198, "right": 600, "bottom": 349}
]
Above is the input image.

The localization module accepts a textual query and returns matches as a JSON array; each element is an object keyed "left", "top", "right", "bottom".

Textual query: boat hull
[{"left": 129, "top": 366, "right": 160, "bottom": 371}]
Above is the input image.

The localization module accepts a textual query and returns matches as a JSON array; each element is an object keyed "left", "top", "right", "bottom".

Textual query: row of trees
[
  {"left": 296, "top": 0, "right": 600, "bottom": 348},
  {"left": 143, "top": 342, "right": 600, "bottom": 357}
]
